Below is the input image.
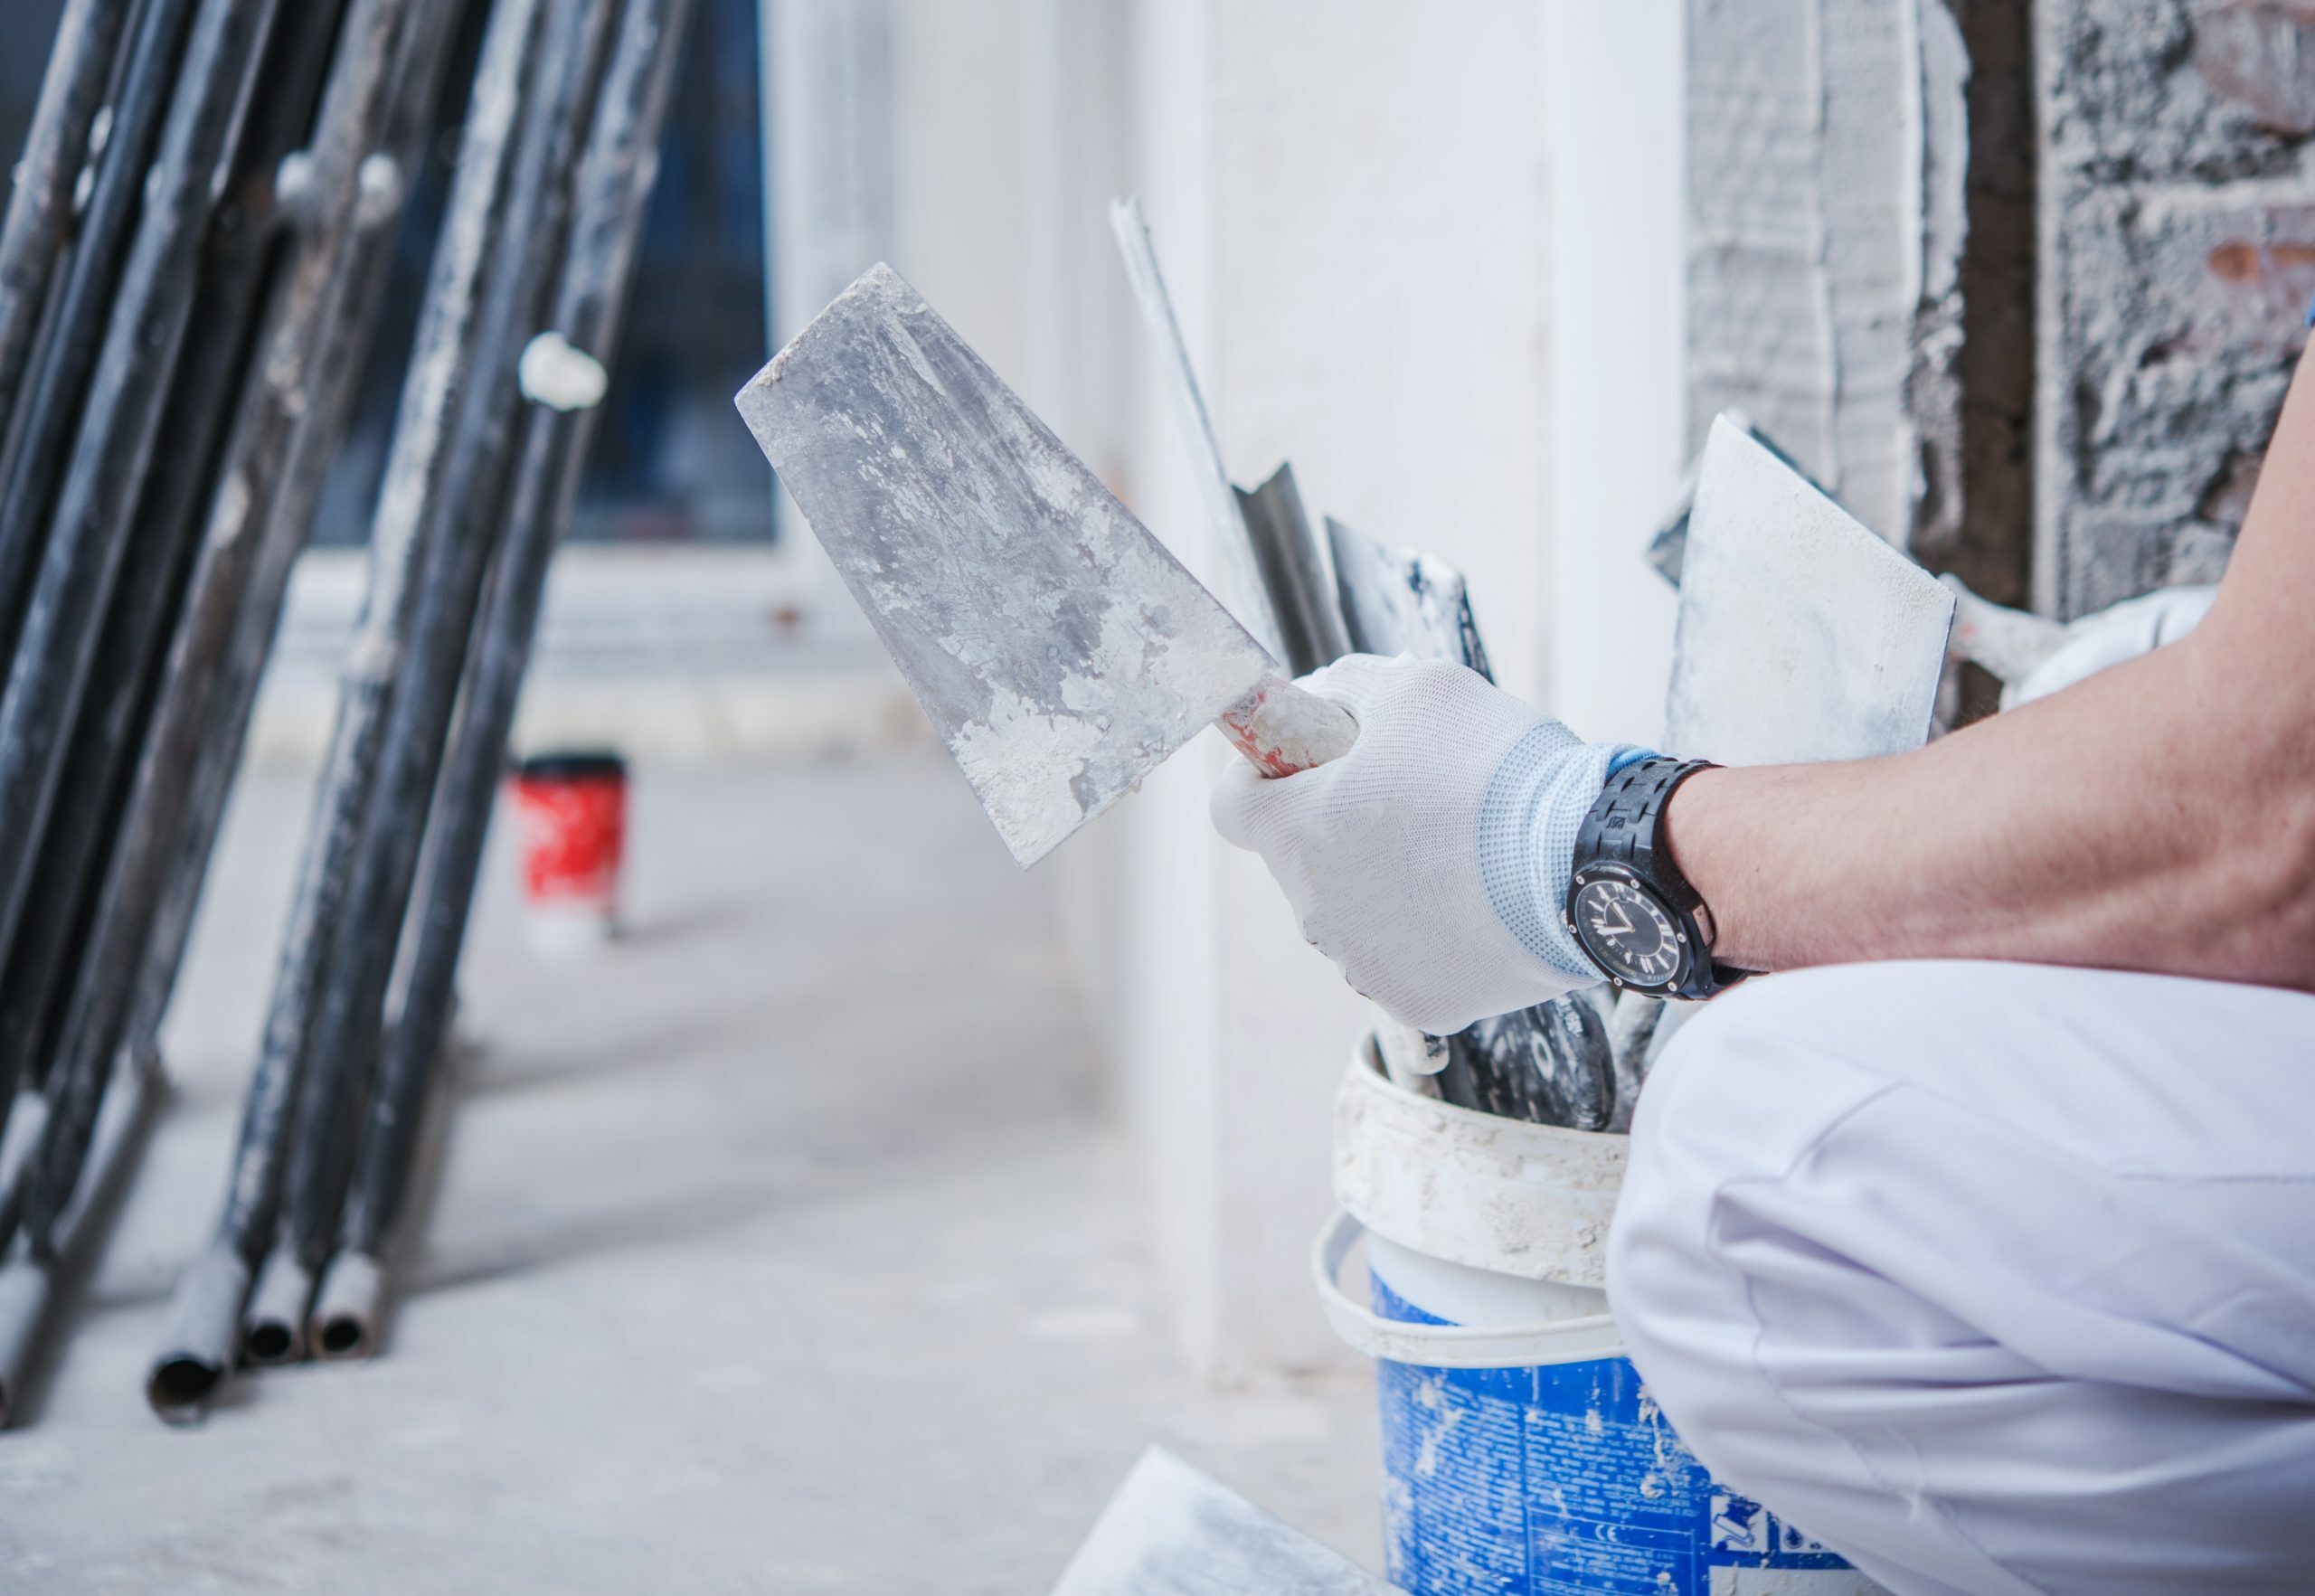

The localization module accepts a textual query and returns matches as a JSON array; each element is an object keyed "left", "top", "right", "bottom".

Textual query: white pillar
[
  {"left": 1103, "top": 0, "right": 1571, "bottom": 1384},
  {"left": 1541, "top": 0, "right": 1685, "bottom": 746}
]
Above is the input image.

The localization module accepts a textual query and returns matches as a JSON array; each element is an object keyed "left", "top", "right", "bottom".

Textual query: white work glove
[
  {"left": 1210, "top": 654, "right": 1641, "bottom": 1034},
  {"left": 2010, "top": 585, "right": 2216, "bottom": 706},
  {"left": 1943, "top": 576, "right": 2217, "bottom": 710}
]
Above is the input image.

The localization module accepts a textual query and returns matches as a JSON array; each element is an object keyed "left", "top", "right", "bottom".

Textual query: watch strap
[{"left": 1572, "top": 757, "right": 1745, "bottom": 998}]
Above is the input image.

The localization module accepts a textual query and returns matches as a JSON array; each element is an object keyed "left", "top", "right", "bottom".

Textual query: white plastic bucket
[{"left": 1320, "top": 1038, "right": 1885, "bottom": 1595}]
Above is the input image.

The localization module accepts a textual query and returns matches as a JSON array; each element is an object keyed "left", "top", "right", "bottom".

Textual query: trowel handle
[{"left": 1215, "top": 675, "right": 1359, "bottom": 777}]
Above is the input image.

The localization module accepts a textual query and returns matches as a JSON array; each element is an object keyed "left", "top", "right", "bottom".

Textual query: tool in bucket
[
  {"left": 734, "top": 264, "right": 1357, "bottom": 867},
  {"left": 1110, "top": 199, "right": 1612, "bottom": 1125}
]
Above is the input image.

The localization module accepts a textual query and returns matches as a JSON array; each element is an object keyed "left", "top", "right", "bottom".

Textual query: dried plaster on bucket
[{"left": 1333, "top": 1038, "right": 1626, "bottom": 1288}]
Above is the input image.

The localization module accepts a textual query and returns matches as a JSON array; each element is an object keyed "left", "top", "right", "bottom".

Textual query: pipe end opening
[
  {"left": 316, "top": 1316, "right": 369, "bottom": 1359},
  {"left": 147, "top": 1356, "right": 221, "bottom": 1421},
  {"left": 243, "top": 1322, "right": 296, "bottom": 1365}
]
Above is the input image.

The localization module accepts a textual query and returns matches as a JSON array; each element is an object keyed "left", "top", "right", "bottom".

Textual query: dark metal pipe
[
  {"left": 310, "top": 1015, "right": 456, "bottom": 1361},
  {"left": 0, "top": 1091, "right": 50, "bottom": 1250},
  {"left": 216, "top": 0, "right": 546, "bottom": 1292},
  {"left": 0, "top": 1042, "right": 162, "bottom": 1428},
  {"left": 333, "top": 0, "right": 697, "bottom": 1305},
  {"left": 5, "top": 0, "right": 292, "bottom": 1251},
  {"left": 146, "top": 1241, "right": 247, "bottom": 1423},
  {"left": 0, "top": 0, "right": 470, "bottom": 1418},
  {"left": 0, "top": 0, "right": 282, "bottom": 963},
  {"left": 0, "top": 0, "right": 200, "bottom": 672},
  {"left": 109, "top": 0, "right": 470, "bottom": 1123},
  {"left": 307, "top": 1246, "right": 383, "bottom": 1359},
  {"left": 153, "top": 0, "right": 549, "bottom": 1389},
  {"left": 133, "top": 0, "right": 494, "bottom": 1409},
  {"left": 0, "top": 0, "right": 140, "bottom": 441},
  {"left": 284, "top": 0, "right": 616, "bottom": 1277},
  {"left": 237, "top": 1242, "right": 314, "bottom": 1365},
  {"left": 0, "top": 0, "right": 343, "bottom": 1168}
]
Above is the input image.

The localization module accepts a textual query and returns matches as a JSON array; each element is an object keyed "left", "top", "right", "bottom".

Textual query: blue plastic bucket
[{"left": 1315, "top": 1212, "right": 1881, "bottom": 1595}]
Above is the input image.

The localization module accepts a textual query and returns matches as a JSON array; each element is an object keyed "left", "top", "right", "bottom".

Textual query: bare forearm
[
  {"left": 1667, "top": 636, "right": 2314, "bottom": 987},
  {"left": 1665, "top": 352, "right": 2315, "bottom": 991}
]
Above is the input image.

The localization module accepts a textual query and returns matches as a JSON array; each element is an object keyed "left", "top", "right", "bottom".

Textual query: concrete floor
[{"left": 0, "top": 754, "right": 1380, "bottom": 1593}]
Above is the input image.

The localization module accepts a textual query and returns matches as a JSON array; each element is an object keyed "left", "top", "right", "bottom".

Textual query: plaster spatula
[
  {"left": 1668, "top": 415, "right": 1955, "bottom": 763},
  {"left": 735, "top": 264, "right": 1356, "bottom": 866},
  {"left": 1634, "top": 417, "right": 1956, "bottom": 1079},
  {"left": 1051, "top": 1447, "right": 1400, "bottom": 1595}
]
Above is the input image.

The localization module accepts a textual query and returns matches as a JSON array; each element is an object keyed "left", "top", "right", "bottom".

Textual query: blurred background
[{"left": 0, "top": 0, "right": 2292, "bottom": 1589}]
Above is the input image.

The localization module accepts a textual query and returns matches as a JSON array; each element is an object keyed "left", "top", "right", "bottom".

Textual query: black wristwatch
[{"left": 1564, "top": 757, "right": 1748, "bottom": 1001}]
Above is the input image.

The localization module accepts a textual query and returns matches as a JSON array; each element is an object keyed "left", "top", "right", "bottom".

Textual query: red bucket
[{"left": 508, "top": 751, "right": 627, "bottom": 950}]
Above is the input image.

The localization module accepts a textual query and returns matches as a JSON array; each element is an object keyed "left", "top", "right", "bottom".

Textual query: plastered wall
[
  {"left": 1692, "top": 0, "right": 2304, "bottom": 624},
  {"left": 2036, "top": 0, "right": 2315, "bottom": 617},
  {"left": 1105, "top": 0, "right": 1565, "bottom": 1383}
]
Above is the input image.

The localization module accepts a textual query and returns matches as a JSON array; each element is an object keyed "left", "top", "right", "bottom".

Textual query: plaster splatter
[{"left": 736, "top": 265, "right": 1276, "bottom": 865}]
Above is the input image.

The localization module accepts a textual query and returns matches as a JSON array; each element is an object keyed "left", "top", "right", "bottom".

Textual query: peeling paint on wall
[
  {"left": 2037, "top": 0, "right": 2315, "bottom": 616},
  {"left": 1687, "top": 0, "right": 2032, "bottom": 610},
  {"left": 1915, "top": 0, "right": 2036, "bottom": 607},
  {"left": 1689, "top": 0, "right": 1909, "bottom": 535}
]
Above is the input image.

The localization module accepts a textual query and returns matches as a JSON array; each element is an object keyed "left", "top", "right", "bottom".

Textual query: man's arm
[{"left": 1666, "top": 345, "right": 2315, "bottom": 992}]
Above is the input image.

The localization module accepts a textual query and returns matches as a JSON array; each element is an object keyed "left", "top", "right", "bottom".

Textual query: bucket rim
[
  {"left": 1348, "top": 1033, "right": 1631, "bottom": 1155},
  {"left": 1311, "top": 1208, "right": 1626, "bottom": 1370}
]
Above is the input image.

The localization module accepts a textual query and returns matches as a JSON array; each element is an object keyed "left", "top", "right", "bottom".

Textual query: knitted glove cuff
[{"left": 1477, "top": 726, "right": 1649, "bottom": 977}]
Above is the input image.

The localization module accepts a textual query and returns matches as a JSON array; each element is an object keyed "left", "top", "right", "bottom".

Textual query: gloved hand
[
  {"left": 1942, "top": 575, "right": 2217, "bottom": 710},
  {"left": 1210, "top": 653, "right": 1640, "bottom": 1034},
  {"left": 2010, "top": 584, "right": 2216, "bottom": 707}
]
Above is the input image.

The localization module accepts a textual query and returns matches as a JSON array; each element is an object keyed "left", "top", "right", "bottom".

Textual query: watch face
[{"left": 1572, "top": 875, "right": 1684, "bottom": 987}]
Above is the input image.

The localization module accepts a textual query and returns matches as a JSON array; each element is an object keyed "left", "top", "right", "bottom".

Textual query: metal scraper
[
  {"left": 735, "top": 264, "right": 1356, "bottom": 866},
  {"left": 1639, "top": 416, "right": 1955, "bottom": 1083},
  {"left": 1051, "top": 1447, "right": 1400, "bottom": 1596},
  {"left": 1666, "top": 415, "right": 1955, "bottom": 764}
]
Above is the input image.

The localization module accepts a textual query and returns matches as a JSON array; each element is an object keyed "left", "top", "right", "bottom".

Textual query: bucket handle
[{"left": 1311, "top": 1209, "right": 1625, "bottom": 1370}]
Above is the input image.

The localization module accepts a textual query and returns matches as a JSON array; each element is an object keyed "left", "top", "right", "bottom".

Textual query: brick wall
[
  {"left": 1687, "top": 0, "right": 1923, "bottom": 546},
  {"left": 1693, "top": 0, "right": 2306, "bottom": 622},
  {"left": 2037, "top": 0, "right": 2315, "bottom": 617}
]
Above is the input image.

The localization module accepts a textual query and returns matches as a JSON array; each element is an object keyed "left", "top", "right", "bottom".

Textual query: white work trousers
[{"left": 1608, "top": 959, "right": 2315, "bottom": 1596}]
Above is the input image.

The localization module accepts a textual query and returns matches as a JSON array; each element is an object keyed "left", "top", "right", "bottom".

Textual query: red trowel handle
[{"left": 1215, "top": 675, "right": 1359, "bottom": 777}]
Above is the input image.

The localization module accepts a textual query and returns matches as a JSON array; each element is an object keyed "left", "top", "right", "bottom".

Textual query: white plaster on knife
[{"left": 734, "top": 265, "right": 1356, "bottom": 867}]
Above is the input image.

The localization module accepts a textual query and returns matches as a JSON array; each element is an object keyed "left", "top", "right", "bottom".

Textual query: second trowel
[{"left": 735, "top": 264, "right": 1356, "bottom": 865}]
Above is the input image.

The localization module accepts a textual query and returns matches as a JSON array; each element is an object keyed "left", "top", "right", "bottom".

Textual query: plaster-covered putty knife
[
  {"left": 1052, "top": 1447, "right": 1400, "bottom": 1595},
  {"left": 1632, "top": 417, "right": 1955, "bottom": 1089},
  {"left": 735, "top": 265, "right": 1356, "bottom": 865},
  {"left": 1667, "top": 416, "right": 1955, "bottom": 763}
]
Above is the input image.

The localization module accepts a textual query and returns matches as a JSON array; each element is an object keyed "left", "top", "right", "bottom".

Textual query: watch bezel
[{"left": 1564, "top": 860, "right": 1698, "bottom": 996}]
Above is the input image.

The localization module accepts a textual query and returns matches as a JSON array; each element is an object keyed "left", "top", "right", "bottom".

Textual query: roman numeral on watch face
[{"left": 1577, "top": 877, "right": 1678, "bottom": 987}]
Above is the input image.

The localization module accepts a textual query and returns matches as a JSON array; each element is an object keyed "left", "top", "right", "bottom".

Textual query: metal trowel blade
[
  {"left": 1666, "top": 416, "right": 1955, "bottom": 764},
  {"left": 736, "top": 264, "right": 1277, "bottom": 866},
  {"left": 1052, "top": 1448, "right": 1400, "bottom": 1595}
]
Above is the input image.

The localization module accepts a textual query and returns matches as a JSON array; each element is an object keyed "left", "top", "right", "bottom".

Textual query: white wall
[
  {"left": 1063, "top": 0, "right": 1691, "bottom": 1384},
  {"left": 765, "top": 0, "right": 1690, "bottom": 1386},
  {"left": 1542, "top": 0, "right": 1684, "bottom": 744},
  {"left": 1092, "top": 0, "right": 1577, "bottom": 1383}
]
